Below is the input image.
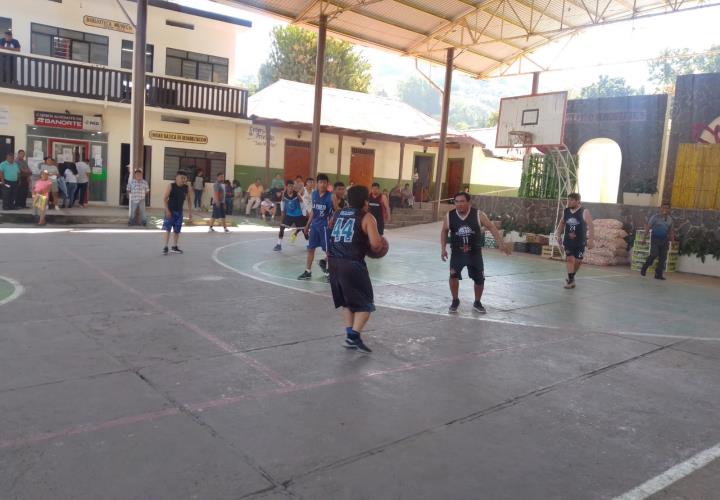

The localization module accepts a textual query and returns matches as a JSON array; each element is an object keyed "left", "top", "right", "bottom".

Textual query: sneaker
[
  {"left": 290, "top": 232, "right": 298, "bottom": 243},
  {"left": 319, "top": 259, "right": 328, "bottom": 273},
  {"left": 353, "top": 336, "right": 372, "bottom": 354},
  {"left": 297, "top": 271, "right": 312, "bottom": 280},
  {"left": 473, "top": 301, "right": 487, "bottom": 314},
  {"left": 162, "top": 247, "right": 169, "bottom": 255},
  {"left": 640, "top": 267, "right": 647, "bottom": 277},
  {"left": 343, "top": 338, "right": 358, "bottom": 350},
  {"left": 273, "top": 244, "right": 282, "bottom": 251},
  {"left": 170, "top": 247, "right": 183, "bottom": 254},
  {"left": 209, "top": 227, "right": 215, "bottom": 232},
  {"left": 224, "top": 228, "right": 230, "bottom": 233},
  {"left": 564, "top": 279, "right": 576, "bottom": 289},
  {"left": 654, "top": 275, "right": 666, "bottom": 280},
  {"left": 448, "top": 298, "right": 460, "bottom": 313}
]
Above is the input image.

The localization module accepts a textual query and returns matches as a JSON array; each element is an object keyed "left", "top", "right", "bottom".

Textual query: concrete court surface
[{"left": 1, "top": 221, "right": 719, "bottom": 500}]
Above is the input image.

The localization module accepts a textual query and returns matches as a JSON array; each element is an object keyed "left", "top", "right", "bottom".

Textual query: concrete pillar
[
  {"left": 336, "top": 134, "right": 343, "bottom": 180},
  {"left": 309, "top": 14, "right": 327, "bottom": 177},
  {"left": 432, "top": 48, "right": 455, "bottom": 221},
  {"left": 131, "top": 0, "right": 147, "bottom": 172},
  {"left": 264, "top": 125, "right": 271, "bottom": 186}
]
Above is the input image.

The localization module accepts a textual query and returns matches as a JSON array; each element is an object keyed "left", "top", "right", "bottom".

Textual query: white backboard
[{"left": 495, "top": 92, "right": 568, "bottom": 148}]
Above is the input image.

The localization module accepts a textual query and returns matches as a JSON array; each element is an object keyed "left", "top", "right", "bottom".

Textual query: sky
[{"left": 174, "top": 0, "right": 719, "bottom": 94}]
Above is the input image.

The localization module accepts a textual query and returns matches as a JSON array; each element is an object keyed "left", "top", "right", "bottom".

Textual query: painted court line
[
  {"left": 0, "top": 275, "right": 25, "bottom": 307},
  {"left": 65, "top": 249, "right": 295, "bottom": 389},
  {"left": 613, "top": 441, "right": 720, "bottom": 500}
]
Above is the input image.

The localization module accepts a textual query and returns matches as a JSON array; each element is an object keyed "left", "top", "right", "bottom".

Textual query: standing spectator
[
  {"left": 389, "top": 183, "right": 402, "bottom": 212},
  {"left": 1, "top": 30, "right": 20, "bottom": 51},
  {"left": 192, "top": 169, "right": 204, "bottom": 209},
  {"left": 1, "top": 30, "right": 20, "bottom": 85},
  {"left": 75, "top": 159, "right": 91, "bottom": 208},
  {"left": 161, "top": 170, "right": 193, "bottom": 255},
  {"left": 270, "top": 174, "right": 283, "bottom": 191},
  {"left": 0, "top": 152, "right": 20, "bottom": 210},
  {"left": 15, "top": 149, "right": 31, "bottom": 209},
  {"left": 208, "top": 172, "right": 229, "bottom": 233},
  {"left": 63, "top": 163, "right": 78, "bottom": 208},
  {"left": 640, "top": 203, "right": 675, "bottom": 280},
  {"left": 45, "top": 158, "right": 61, "bottom": 210},
  {"left": 245, "top": 177, "right": 264, "bottom": 216},
  {"left": 127, "top": 168, "right": 150, "bottom": 226},
  {"left": 232, "top": 180, "right": 244, "bottom": 213},
  {"left": 401, "top": 183, "right": 414, "bottom": 208},
  {"left": 224, "top": 180, "right": 234, "bottom": 215},
  {"left": 32, "top": 170, "right": 52, "bottom": 225}
]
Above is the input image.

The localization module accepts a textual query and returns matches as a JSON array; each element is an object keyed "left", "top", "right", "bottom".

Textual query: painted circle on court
[{"left": 0, "top": 276, "right": 24, "bottom": 306}]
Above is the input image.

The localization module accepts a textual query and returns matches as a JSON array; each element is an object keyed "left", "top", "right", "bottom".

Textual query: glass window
[
  {"left": 120, "top": 40, "right": 154, "bottom": 72},
  {"left": 84, "top": 33, "right": 107, "bottom": 44},
  {"left": 165, "top": 48, "right": 228, "bottom": 84},
  {"left": 181, "top": 60, "right": 197, "bottom": 80},
  {"left": 32, "top": 23, "right": 58, "bottom": 36},
  {"left": 197, "top": 62, "right": 212, "bottom": 82},
  {"left": 89, "top": 43, "right": 107, "bottom": 65},
  {"left": 59, "top": 28, "right": 84, "bottom": 41},
  {"left": 166, "top": 48, "right": 186, "bottom": 59},
  {"left": 166, "top": 56, "right": 182, "bottom": 77},
  {"left": 188, "top": 52, "right": 208, "bottom": 63},
  {"left": 71, "top": 40, "right": 89, "bottom": 62},
  {"left": 164, "top": 148, "right": 226, "bottom": 181},
  {"left": 212, "top": 65, "right": 228, "bottom": 84},
  {"left": 30, "top": 23, "right": 108, "bottom": 65},
  {"left": 0, "top": 17, "right": 11, "bottom": 34},
  {"left": 31, "top": 34, "right": 53, "bottom": 56}
]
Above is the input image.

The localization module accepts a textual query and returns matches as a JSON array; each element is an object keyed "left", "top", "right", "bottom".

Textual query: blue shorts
[
  {"left": 307, "top": 224, "right": 329, "bottom": 251},
  {"left": 162, "top": 211, "right": 184, "bottom": 233},
  {"left": 212, "top": 204, "right": 226, "bottom": 219}
]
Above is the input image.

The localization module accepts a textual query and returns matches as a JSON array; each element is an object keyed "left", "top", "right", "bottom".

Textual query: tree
[
  {"left": 397, "top": 76, "right": 441, "bottom": 117},
  {"left": 258, "top": 26, "right": 371, "bottom": 92},
  {"left": 579, "top": 75, "right": 642, "bottom": 98},
  {"left": 647, "top": 45, "right": 720, "bottom": 89},
  {"left": 449, "top": 101, "right": 488, "bottom": 130},
  {"left": 486, "top": 111, "right": 499, "bottom": 127}
]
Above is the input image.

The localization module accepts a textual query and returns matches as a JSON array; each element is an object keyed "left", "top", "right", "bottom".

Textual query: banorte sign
[{"left": 34, "top": 111, "right": 103, "bottom": 131}]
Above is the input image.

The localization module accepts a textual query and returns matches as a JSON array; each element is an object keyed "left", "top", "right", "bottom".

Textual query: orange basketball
[{"left": 367, "top": 236, "right": 389, "bottom": 259}]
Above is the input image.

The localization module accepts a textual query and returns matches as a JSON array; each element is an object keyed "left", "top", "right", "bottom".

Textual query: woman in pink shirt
[{"left": 32, "top": 170, "right": 52, "bottom": 225}]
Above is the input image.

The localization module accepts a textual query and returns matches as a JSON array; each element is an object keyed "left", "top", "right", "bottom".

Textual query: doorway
[
  {"left": 349, "top": 147, "right": 375, "bottom": 188},
  {"left": 0, "top": 135, "right": 14, "bottom": 159},
  {"left": 445, "top": 158, "right": 464, "bottom": 198},
  {"left": 120, "top": 143, "right": 152, "bottom": 206},
  {"left": 284, "top": 140, "right": 311, "bottom": 182},
  {"left": 577, "top": 138, "right": 622, "bottom": 203},
  {"left": 413, "top": 153, "right": 434, "bottom": 202}
]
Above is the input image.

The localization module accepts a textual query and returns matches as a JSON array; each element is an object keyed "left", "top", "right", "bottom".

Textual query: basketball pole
[
  {"left": 309, "top": 14, "right": 328, "bottom": 178},
  {"left": 433, "top": 48, "right": 454, "bottom": 221}
]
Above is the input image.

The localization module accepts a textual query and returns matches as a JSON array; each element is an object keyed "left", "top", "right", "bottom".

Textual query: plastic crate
[{"left": 542, "top": 245, "right": 563, "bottom": 259}]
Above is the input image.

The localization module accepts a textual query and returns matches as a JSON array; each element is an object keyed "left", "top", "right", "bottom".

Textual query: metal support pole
[
  {"left": 264, "top": 125, "right": 271, "bottom": 186},
  {"left": 531, "top": 71, "right": 540, "bottom": 95},
  {"left": 398, "top": 142, "right": 405, "bottom": 183},
  {"left": 309, "top": 14, "right": 327, "bottom": 178},
  {"left": 130, "top": 0, "right": 147, "bottom": 172},
  {"left": 432, "top": 48, "right": 454, "bottom": 221},
  {"left": 336, "top": 134, "right": 343, "bottom": 180}
]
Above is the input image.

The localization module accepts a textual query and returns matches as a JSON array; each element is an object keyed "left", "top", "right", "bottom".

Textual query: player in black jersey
[
  {"left": 555, "top": 193, "right": 595, "bottom": 289},
  {"left": 332, "top": 181, "right": 346, "bottom": 212},
  {"left": 328, "top": 185, "right": 385, "bottom": 353},
  {"left": 441, "top": 192, "right": 510, "bottom": 313},
  {"left": 368, "top": 182, "right": 390, "bottom": 235}
]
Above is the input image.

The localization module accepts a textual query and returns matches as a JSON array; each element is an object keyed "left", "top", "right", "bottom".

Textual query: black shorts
[
  {"left": 283, "top": 215, "right": 307, "bottom": 228},
  {"left": 212, "top": 204, "right": 226, "bottom": 219},
  {"left": 564, "top": 244, "right": 586, "bottom": 260},
  {"left": 377, "top": 219, "right": 385, "bottom": 235},
  {"left": 449, "top": 252, "right": 485, "bottom": 284},
  {"left": 329, "top": 258, "right": 376, "bottom": 313}
]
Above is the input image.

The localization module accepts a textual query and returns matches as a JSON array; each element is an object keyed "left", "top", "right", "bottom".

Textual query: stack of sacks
[{"left": 583, "top": 219, "right": 629, "bottom": 266}]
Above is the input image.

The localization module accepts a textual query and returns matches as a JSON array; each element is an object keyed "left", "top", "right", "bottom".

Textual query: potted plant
[
  {"left": 678, "top": 226, "right": 720, "bottom": 277},
  {"left": 623, "top": 179, "right": 658, "bottom": 206}
]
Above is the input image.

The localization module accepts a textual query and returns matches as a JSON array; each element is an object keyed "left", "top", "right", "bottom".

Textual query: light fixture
[
  {"left": 423, "top": 145, "right": 428, "bottom": 153},
  {"left": 361, "top": 138, "right": 366, "bottom": 146},
  {"left": 297, "top": 130, "right": 302, "bottom": 139}
]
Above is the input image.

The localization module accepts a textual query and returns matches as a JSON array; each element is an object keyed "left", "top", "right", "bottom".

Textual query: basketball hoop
[{"left": 508, "top": 130, "right": 533, "bottom": 148}]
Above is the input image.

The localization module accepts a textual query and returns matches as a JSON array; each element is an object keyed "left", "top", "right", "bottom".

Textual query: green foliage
[
  {"left": 258, "top": 26, "right": 371, "bottom": 92},
  {"left": 647, "top": 45, "right": 720, "bottom": 90},
  {"left": 397, "top": 76, "right": 441, "bottom": 116},
  {"left": 579, "top": 75, "right": 643, "bottom": 98},
  {"left": 625, "top": 178, "right": 658, "bottom": 194},
  {"left": 486, "top": 111, "right": 499, "bottom": 127},
  {"left": 679, "top": 226, "right": 720, "bottom": 263},
  {"left": 518, "top": 153, "right": 578, "bottom": 200}
]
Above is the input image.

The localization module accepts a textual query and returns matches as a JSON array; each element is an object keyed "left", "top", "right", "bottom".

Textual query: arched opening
[{"left": 577, "top": 138, "right": 622, "bottom": 203}]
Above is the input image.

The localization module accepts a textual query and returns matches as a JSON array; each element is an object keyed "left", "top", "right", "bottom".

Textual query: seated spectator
[
  {"left": 245, "top": 177, "right": 264, "bottom": 216},
  {"left": 389, "top": 183, "right": 402, "bottom": 212},
  {"left": 233, "top": 180, "right": 244, "bottom": 212},
  {"left": 270, "top": 173, "right": 283, "bottom": 191},
  {"left": 259, "top": 196, "right": 276, "bottom": 222},
  {"left": 401, "top": 183, "right": 414, "bottom": 208}
]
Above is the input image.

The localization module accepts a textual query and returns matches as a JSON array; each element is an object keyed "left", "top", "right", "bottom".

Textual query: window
[
  {"left": 0, "top": 17, "right": 11, "bottom": 34},
  {"left": 165, "top": 48, "right": 228, "bottom": 84},
  {"left": 121, "top": 40, "right": 154, "bottom": 72},
  {"left": 165, "top": 20, "right": 194, "bottom": 30},
  {"left": 163, "top": 148, "right": 226, "bottom": 181},
  {"left": 31, "top": 23, "right": 109, "bottom": 65}
]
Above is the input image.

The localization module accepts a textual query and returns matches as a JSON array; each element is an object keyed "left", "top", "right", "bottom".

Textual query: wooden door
[
  {"left": 349, "top": 147, "right": 375, "bottom": 188},
  {"left": 284, "top": 140, "right": 311, "bottom": 182},
  {"left": 413, "top": 155, "right": 433, "bottom": 201},
  {"left": 445, "top": 158, "right": 464, "bottom": 198}
]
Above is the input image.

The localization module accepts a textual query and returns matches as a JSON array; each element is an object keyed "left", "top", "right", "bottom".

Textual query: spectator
[
  {"left": 401, "top": 183, "right": 414, "bottom": 208},
  {"left": 16, "top": 149, "right": 31, "bottom": 209},
  {"left": 246, "top": 177, "right": 264, "bottom": 216},
  {"left": 1, "top": 30, "right": 20, "bottom": 51},
  {"left": 259, "top": 195, "right": 275, "bottom": 222},
  {"left": 640, "top": 203, "right": 675, "bottom": 280},
  {"left": 270, "top": 174, "right": 283, "bottom": 191},
  {"left": 63, "top": 163, "right": 78, "bottom": 208},
  {"left": 224, "top": 180, "right": 234, "bottom": 215},
  {"left": 389, "top": 183, "right": 402, "bottom": 212},
  {"left": 45, "top": 158, "right": 61, "bottom": 210},
  {"left": 0, "top": 30, "right": 20, "bottom": 85},
  {"left": 127, "top": 168, "right": 150, "bottom": 226},
  {"left": 233, "top": 180, "right": 244, "bottom": 213},
  {"left": 0, "top": 152, "right": 20, "bottom": 210},
  {"left": 192, "top": 169, "right": 204, "bottom": 209},
  {"left": 32, "top": 170, "right": 52, "bottom": 225},
  {"left": 75, "top": 159, "right": 91, "bottom": 208}
]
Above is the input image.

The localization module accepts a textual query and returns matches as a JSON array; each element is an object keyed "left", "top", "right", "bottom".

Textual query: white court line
[
  {"left": 0, "top": 276, "right": 25, "bottom": 307},
  {"left": 614, "top": 441, "right": 720, "bottom": 500},
  {"left": 211, "top": 240, "right": 720, "bottom": 342}
]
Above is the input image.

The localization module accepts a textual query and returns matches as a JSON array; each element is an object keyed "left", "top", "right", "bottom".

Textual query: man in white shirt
[
  {"left": 75, "top": 160, "right": 91, "bottom": 208},
  {"left": 127, "top": 168, "right": 150, "bottom": 226}
]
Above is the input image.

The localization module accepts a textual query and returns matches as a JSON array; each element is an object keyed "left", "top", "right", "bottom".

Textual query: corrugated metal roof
[
  {"left": 249, "top": 79, "right": 479, "bottom": 143},
  {"left": 223, "top": 0, "right": 720, "bottom": 78}
]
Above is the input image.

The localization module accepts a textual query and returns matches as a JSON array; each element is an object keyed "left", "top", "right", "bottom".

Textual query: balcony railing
[{"left": 0, "top": 52, "right": 248, "bottom": 119}]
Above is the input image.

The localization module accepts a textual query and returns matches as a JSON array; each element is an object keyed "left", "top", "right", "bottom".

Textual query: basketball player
[
  {"left": 329, "top": 185, "right": 384, "bottom": 353},
  {"left": 441, "top": 192, "right": 510, "bottom": 313},
  {"left": 555, "top": 193, "right": 594, "bottom": 289},
  {"left": 291, "top": 176, "right": 313, "bottom": 243},
  {"left": 332, "top": 181, "right": 346, "bottom": 211},
  {"left": 298, "top": 174, "right": 333, "bottom": 280},
  {"left": 274, "top": 180, "right": 307, "bottom": 251},
  {"left": 162, "top": 170, "right": 193, "bottom": 255},
  {"left": 368, "top": 182, "right": 390, "bottom": 235}
]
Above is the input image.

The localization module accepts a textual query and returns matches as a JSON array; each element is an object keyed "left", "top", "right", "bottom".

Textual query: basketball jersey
[
  {"left": 368, "top": 193, "right": 383, "bottom": 222},
  {"left": 311, "top": 191, "right": 333, "bottom": 227},
  {"left": 168, "top": 183, "right": 188, "bottom": 212},
  {"left": 563, "top": 207, "right": 586, "bottom": 246},
  {"left": 448, "top": 207, "right": 483, "bottom": 255},
  {"left": 329, "top": 207, "right": 369, "bottom": 261},
  {"left": 282, "top": 192, "right": 303, "bottom": 217}
]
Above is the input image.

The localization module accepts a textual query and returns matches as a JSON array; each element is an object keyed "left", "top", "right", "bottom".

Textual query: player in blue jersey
[
  {"left": 273, "top": 180, "right": 307, "bottom": 251},
  {"left": 298, "top": 174, "right": 334, "bottom": 280},
  {"left": 328, "top": 185, "right": 385, "bottom": 353}
]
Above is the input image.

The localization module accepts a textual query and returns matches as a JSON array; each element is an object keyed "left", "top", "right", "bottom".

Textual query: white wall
[{"left": 470, "top": 148, "right": 522, "bottom": 191}]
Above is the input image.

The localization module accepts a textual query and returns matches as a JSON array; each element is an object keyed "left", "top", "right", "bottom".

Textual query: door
[
  {"left": 120, "top": 143, "right": 152, "bottom": 206},
  {"left": 0, "top": 135, "right": 14, "bottom": 159},
  {"left": 413, "top": 155, "right": 433, "bottom": 202},
  {"left": 349, "top": 147, "right": 375, "bottom": 188},
  {"left": 445, "top": 158, "right": 464, "bottom": 198},
  {"left": 284, "top": 140, "right": 311, "bottom": 182}
]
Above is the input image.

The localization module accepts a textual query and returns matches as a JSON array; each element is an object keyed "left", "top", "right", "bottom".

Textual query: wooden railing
[{"left": 0, "top": 52, "right": 248, "bottom": 119}]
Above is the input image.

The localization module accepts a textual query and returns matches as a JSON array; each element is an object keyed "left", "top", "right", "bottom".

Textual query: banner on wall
[
  {"left": 149, "top": 130, "right": 209, "bottom": 144},
  {"left": 83, "top": 15, "right": 135, "bottom": 34},
  {"left": 34, "top": 111, "right": 103, "bottom": 131}
]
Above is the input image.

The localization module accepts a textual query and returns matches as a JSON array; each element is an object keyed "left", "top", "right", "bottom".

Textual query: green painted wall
[{"left": 469, "top": 184, "right": 518, "bottom": 197}]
